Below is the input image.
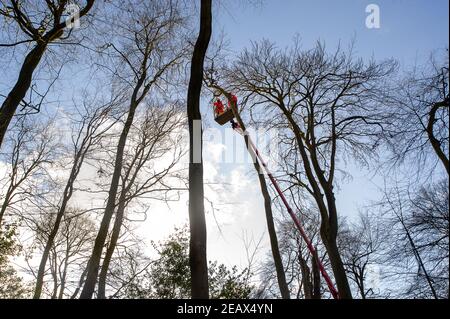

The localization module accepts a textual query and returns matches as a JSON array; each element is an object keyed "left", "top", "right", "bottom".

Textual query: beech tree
[
  {"left": 33, "top": 99, "right": 116, "bottom": 299},
  {"left": 0, "top": 0, "right": 96, "bottom": 148},
  {"left": 186, "top": 0, "right": 212, "bottom": 299},
  {"left": 378, "top": 181, "right": 449, "bottom": 299},
  {"left": 31, "top": 210, "right": 96, "bottom": 299},
  {"left": 338, "top": 214, "right": 382, "bottom": 299},
  {"left": 383, "top": 50, "right": 449, "bottom": 175},
  {"left": 96, "top": 105, "right": 185, "bottom": 299},
  {"left": 0, "top": 116, "right": 57, "bottom": 226},
  {"left": 80, "top": 0, "right": 186, "bottom": 298},
  {"left": 222, "top": 40, "right": 396, "bottom": 298}
]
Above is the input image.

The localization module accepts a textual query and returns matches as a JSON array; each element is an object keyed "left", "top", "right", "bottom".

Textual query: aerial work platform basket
[{"left": 213, "top": 94, "right": 237, "bottom": 125}]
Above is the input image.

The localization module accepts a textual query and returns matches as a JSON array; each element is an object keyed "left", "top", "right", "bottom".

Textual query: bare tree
[
  {"left": 31, "top": 209, "right": 96, "bottom": 299},
  {"left": 80, "top": 0, "right": 186, "bottom": 298},
  {"left": 259, "top": 203, "right": 328, "bottom": 299},
  {"left": 0, "top": 116, "right": 57, "bottom": 225},
  {"left": 338, "top": 213, "right": 382, "bottom": 299},
  {"left": 96, "top": 105, "right": 186, "bottom": 299},
  {"left": 33, "top": 99, "right": 116, "bottom": 299},
  {"left": 0, "top": 0, "right": 96, "bottom": 148},
  {"left": 378, "top": 180, "right": 449, "bottom": 299},
  {"left": 384, "top": 50, "right": 449, "bottom": 175},
  {"left": 221, "top": 40, "right": 396, "bottom": 298},
  {"left": 186, "top": 0, "right": 212, "bottom": 299}
]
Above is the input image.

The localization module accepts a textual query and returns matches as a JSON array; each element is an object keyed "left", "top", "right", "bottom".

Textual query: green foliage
[
  {"left": 0, "top": 224, "right": 28, "bottom": 299},
  {"left": 208, "top": 262, "right": 253, "bottom": 299},
  {"left": 149, "top": 228, "right": 191, "bottom": 298},
  {"left": 124, "top": 227, "right": 254, "bottom": 299}
]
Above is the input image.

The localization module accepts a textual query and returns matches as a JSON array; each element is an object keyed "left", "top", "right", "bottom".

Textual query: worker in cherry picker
[
  {"left": 213, "top": 94, "right": 237, "bottom": 115},
  {"left": 213, "top": 98, "right": 225, "bottom": 116}
]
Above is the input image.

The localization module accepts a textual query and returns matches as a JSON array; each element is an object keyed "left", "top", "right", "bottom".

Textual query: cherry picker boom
[{"left": 211, "top": 89, "right": 340, "bottom": 299}]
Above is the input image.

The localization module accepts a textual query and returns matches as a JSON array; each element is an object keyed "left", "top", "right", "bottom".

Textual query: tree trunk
[
  {"left": 0, "top": 43, "right": 47, "bottom": 148},
  {"left": 427, "top": 101, "right": 449, "bottom": 175},
  {"left": 298, "top": 254, "right": 312, "bottom": 299},
  {"left": 71, "top": 265, "right": 89, "bottom": 299},
  {"left": 80, "top": 101, "right": 139, "bottom": 299},
  {"left": 256, "top": 172, "right": 290, "bottom": 299},
  {"left": 278, "top": 104, "right": 352, "bottom": 299},
  {"left": 400, "top": 217, "right": 438, "bottom": 299},
  {"left": 311, "top": 249, "right": 321, "bottom": 299},
  {"left": 0, "top": 190, "right": 12, "bottom": 226},
  {"left": 50, "top": 249, "right": 58, "bottom": 299},
  {"left": 33, "top": 144, "right": 87, "bottom": 299},
  {"left": 58, "top": 257, "right": 69, "bottom": 299},
  {"left": 33, "top": 191, "right": 71, "bottom": 299},
  {"left": 186, "top": 0, "right": 212, "bottom": 299},
  {"left": 97, "top": 196, "right": 126, "bottom": 299},
  {"left": 320, "top": 225, "right": 352, "bottom": 299}
]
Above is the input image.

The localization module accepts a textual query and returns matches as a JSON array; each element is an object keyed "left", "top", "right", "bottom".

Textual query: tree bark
[
  {"left": 0, "top": 191, "right": 12, "bottom": 226},
  {"left": 298, "top": 254, "right": 312, "bottom": 299},
  {"left": 427, "top": 100, "right": 449, "bottom": 175},
  {"left": 33, "top": 181, "right": 74, "bottom": 299},
  {"left": 186, "top": 0, "right": 212, "bottom": 299},
  {"left": 58, "top": 248, "right": 70, "bottom": 299},
  {"left": 278, "top": 103, "right": 352, "bottom": 299},
  {"left": 0, "top": 43, "right": 47, "bottom": 148},
  {"left": 320, "top": 227, "right": 352, "bottom": 299},
  {"left": 311, "top": 249, "right": 321, "bottom": 299},
  {"left": 79, "top": 100, "right": 139, "bottom": 299},
  {"left": 97, "top": 195, "right": 126, "bottom": 299},
  {"left": 256, "top": 172, "right": 290, "bottom": 299},
  {"left": 71, "top": 265, "right": 89, "bottom": 299}
]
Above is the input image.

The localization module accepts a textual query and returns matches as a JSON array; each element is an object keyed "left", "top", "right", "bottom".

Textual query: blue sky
[
  {"left": 186, "top": 1, "right": 449, "bottom": 270},
  {"left": 3, "top": 0, "right": 449, "bottom": 278},
  {"left": 209, "top": 0, "right": 449, "bottom": 222},
  {"left": 217, "top": 0, "right": 449, "bottom": 65}
]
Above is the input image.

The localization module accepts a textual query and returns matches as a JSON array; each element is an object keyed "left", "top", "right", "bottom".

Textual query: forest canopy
[{"left": 0, "top": 0, "right": 448, "bottom": 300}]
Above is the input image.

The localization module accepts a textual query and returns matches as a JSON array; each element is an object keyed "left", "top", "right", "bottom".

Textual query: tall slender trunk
[
  {"left": 298, "top": 254, "right": 312, "bottom": 299},
  {"left": 50, "top": 249, "right": 58, "bottom": 299},
  {"left": 186, "top": 0, "right": 212, "bottom": 299},
  {"left": 311, "top": 249, "right": 321, "bottom": 299},
  {"left": 256, "top": 171, "right": 290, "bottom": 299},
  {"left": 319, "top": 186, "right": 352, "bottom": 299},
  {"left": 0, "top": 43, "right": 47, "bottom": 148},
  {"left": 71, "top": 265, "right": 89, "bottom": 299},
  {"left": 97, "top": 195, "right": 126, "bottom": 299},
  {"left": 400, "top": 217, "right": 438, "bottom": 299},
  {"left": 80, "top": 101, "right": 139, "bottom": 299},
  {"left": 33, "top": 143, "right": 88, "bottom": 299},
  {"left": 58, "top": 257, "right": 69, "bottom": 299},
  {"left": 220, "top": 89, "right": 289, "bottom": 299},
  {"left": 34, "top": 189, "right": 72, "bottom": 299},
  {"left": 320, "top": 227, "right": 352, "bottom": 299}
]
